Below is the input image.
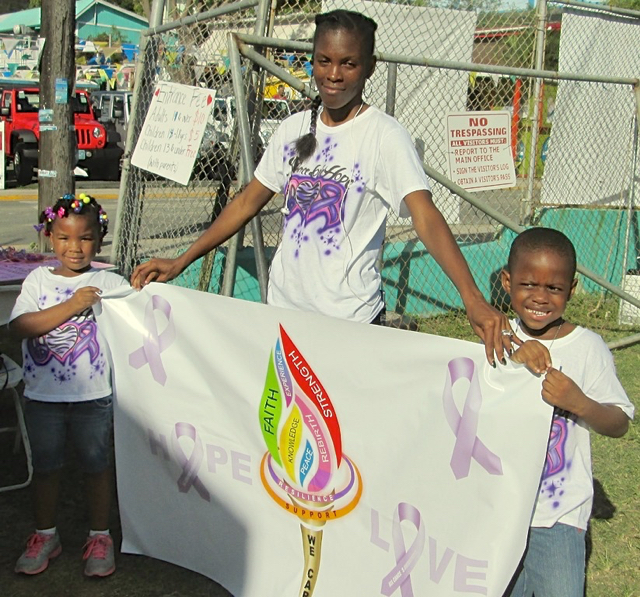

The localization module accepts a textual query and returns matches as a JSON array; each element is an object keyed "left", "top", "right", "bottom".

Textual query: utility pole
[{"left": 38, "top": 0, "right": 75, "bottom": 252}]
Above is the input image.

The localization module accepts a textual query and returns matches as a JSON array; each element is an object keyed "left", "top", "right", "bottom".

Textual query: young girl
[
  {"left": 131, "top": 9, "right": 512, "bottom": 365},
  {"left": 501, "top": 228, "right": 634, "bottom": 596},
  {"left": 10, "top": 193, "right": 129, "bottom": 577}
]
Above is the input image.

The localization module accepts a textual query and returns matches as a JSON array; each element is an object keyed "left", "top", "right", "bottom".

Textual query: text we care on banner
[{"left": 97, "top": 284, "right": 552, "bottom": 597}]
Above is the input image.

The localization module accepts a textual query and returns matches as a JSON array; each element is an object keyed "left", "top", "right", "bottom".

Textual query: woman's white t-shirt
[{"left": 255, "top": 106, "right": 431, "bottom": 323}]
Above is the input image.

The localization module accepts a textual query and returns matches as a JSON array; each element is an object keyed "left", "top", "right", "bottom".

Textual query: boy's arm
[
  {"left": 11, "top": 287, "right": 102, "bottom": 339},
  {"left": 543, "top": 368, "right": 630, "bottom": 438}
]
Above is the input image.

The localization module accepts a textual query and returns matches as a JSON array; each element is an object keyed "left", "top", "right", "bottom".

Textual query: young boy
[{"left": 501, "top": 227, "right": 634, "bottom": 597}]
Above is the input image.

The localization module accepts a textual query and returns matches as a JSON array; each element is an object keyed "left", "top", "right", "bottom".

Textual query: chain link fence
[{"left": 112, "top": 0, "right": 640, "bottom": 341}]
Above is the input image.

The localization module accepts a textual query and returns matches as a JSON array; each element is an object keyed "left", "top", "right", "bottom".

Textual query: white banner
[{"left": 98, "top": 284, "right": 552, "bottom": 597}]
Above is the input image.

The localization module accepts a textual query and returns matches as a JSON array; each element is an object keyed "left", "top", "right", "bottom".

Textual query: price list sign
[{"left": 132, "top": 82, "right": 215, "bottom": 185}]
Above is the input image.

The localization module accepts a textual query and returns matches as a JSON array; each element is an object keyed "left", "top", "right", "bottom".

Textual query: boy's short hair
[{"left": 508, "top": 227, "right": 577, "bottom": 278}]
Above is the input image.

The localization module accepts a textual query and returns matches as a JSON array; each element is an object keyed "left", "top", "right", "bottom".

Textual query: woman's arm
[
  {"left": 131, "top": 178, "right": 275, "bottom": 288},
  {"left": 404, "top": 190, "right": 512, "bottom": 365}
]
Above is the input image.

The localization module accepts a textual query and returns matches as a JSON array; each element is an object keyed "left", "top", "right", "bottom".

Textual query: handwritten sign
[
  {"left": 131, "top": 82, "right": 215, "bottom": 186},
  {"left": 445, "top": 111, "right": 516, "bottom": 192}
]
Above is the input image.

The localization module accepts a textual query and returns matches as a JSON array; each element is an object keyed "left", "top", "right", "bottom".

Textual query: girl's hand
[
  {"left": 69, "top": 286, "right": 102, "bottom": 313},
  {"left": 131, "top": 258, "right": 182, "bottom": 290},
  {"left": 510, "top": 340, "right": 551, "bottom": 375}
]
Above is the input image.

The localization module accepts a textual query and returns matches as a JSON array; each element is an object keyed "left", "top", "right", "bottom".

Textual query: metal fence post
[{"left": 521, "top": 0, "right": 548, "bottom": 225}]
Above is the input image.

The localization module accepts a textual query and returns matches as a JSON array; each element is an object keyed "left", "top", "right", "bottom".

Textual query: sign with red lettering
[
  {"left": 445, "top": 111, "right": 516, "bottom": 191},
  {"left": 131, "top": 81, "right": 215, "bottom": 185}
]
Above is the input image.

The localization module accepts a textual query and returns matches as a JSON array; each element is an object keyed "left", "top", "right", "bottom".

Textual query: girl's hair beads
[{"left": 35, "top": 193, "right": 109, "bottom": 238}]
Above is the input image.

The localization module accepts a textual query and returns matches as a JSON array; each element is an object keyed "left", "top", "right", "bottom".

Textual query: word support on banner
[
  {"left": 131, "top": 82, "right": 215, "bottom": 185},
  {"left": 446, "top": 111, "right": 516, "bottom": 192}
]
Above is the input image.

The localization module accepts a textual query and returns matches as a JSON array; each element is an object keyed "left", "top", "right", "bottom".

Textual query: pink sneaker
[
  {"left": 83, "top": 534, "right": 116, "bottom": 577},
  {"left": 15, "top": 531, "right": 62, "bottom": 575}
]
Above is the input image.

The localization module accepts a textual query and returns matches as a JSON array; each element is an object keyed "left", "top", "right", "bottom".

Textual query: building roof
[{"left": 0, "top": 0, "right": 147, "bottom": 33}]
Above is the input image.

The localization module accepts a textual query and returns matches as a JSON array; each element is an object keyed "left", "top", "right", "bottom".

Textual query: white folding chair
[{"left": 0, "top": 353, "right": 33, "bottom": 492}]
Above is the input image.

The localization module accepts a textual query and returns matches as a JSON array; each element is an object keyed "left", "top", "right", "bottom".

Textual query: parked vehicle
[
  {"left": 0, "top": 84, "right": 123, "bottom": 185},
  {"left": 90, "top": 90, "right": 132, "bottom": 151}
]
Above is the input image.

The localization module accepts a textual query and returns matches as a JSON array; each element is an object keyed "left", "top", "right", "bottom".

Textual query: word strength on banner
[
  {"left": 131, "top": 82, "right": 215, "bottom": 186},
  {"left": 446, "top": 111, "right": 516, "bottom": 192}
]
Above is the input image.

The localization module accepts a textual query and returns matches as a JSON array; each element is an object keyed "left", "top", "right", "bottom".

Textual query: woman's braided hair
[
  {"left": 292, "top": 10, "right": 378, "bottom": 169},
  {"left": 36, "top": 193, "right": 109, "bottom": 238}
]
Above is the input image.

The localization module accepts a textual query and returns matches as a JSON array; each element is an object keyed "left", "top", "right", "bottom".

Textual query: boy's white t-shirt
[
  {"left": 255, "top": 106, "right": 431, "bottom": 323},
  {"left": 510, "top": 320, "right": 635, "bottom": 530},
  {"left": 10, "top": 266, "right": 129, "bottom": 402}
]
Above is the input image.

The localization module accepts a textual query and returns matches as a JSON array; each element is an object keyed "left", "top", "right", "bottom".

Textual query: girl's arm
[
  {"left": 542, "top": 368, "right": 630, "bottom": 438},
  {"left": 404, "top": 190, "right": 512, "bottom": 365},
  {"left": 11, "top": 286, "right": 102, "bottom": 339},
  {"left": 131, "top": 178, "right": 275, "bottom": 288}
]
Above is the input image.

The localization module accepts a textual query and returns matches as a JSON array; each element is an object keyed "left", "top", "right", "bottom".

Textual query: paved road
[{"left": 0, "top": 180, "right": 121, "bottom": 259}]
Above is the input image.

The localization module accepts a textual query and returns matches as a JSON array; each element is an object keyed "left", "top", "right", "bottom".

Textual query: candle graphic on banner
[{"left": 260, "top": 325, "right": 362, "bottom": 596}]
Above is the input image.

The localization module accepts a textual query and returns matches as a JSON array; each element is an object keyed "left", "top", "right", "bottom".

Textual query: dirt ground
[{"left": 0, "top": 336, "right": 233, "bottom": 597}]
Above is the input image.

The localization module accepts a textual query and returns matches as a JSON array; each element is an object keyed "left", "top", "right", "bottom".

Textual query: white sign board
[
  {"left": 131, "top": 82, "right": 214, "bottom": 185},
  {"left": 446, "top": 111, "right": 516, "bottom": 192},
  {"left": 0, "top": 121, "right": 4, "bottom": 190}
]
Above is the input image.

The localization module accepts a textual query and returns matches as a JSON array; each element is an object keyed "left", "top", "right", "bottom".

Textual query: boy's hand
[
  {"left": 542, "top": 367, "right": 585, "bottom": 413},
  {"left": 69, "top": 286, "right": 102, "bottom": 313},
  {"left": 510, "top": 340, "right": 551, "bottom": 374}
]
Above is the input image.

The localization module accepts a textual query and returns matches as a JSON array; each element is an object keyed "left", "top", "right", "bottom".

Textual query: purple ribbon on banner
[
  {"left": 380, "top": 502, "right": 425, "bottom": 596},
  {"left": 128, "top": 294, "right": 176, "bottom": 386},
  {"left": 442, "top": 357, "right": 503, "bottom": 480},
  {"left": 173, "top": 422, "right": 210, "bottom": 502}
]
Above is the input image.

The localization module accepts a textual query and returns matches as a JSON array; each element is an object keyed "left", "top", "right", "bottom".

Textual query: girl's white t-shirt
[
  {"left": 10, "top": 266, "right": 129, "bottom": 402},
  {"left": 255, "top": 106, "right": 431, "bottom": 323},
  {"left": 510, "top": 320, "right": 634, "bottom": 530}
]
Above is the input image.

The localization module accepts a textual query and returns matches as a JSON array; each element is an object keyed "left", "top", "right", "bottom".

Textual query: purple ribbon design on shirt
[
  {"left": 173, "top": 422, "right": 210, "bottom": 502},
  {"left": 442, "top": 357, "right": 503, "bottom": 480},
  {"left": 128, "top": 294, "right": 176, "bottom": 386},
  {"left": 380, "top": 502, "right": 425, "bottom": 596}
]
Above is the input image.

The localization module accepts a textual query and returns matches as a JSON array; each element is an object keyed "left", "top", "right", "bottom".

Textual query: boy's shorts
[{"left": 24, "top": 396, "right": 114, "bottom": 474}]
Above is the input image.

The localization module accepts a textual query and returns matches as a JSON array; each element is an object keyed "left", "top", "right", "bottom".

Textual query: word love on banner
[
  {"left": 97, "top": 284, "right": 552, "bottom": 597},
  {"left": 131, "top": 81, "right": 215, "bottom": 185}
]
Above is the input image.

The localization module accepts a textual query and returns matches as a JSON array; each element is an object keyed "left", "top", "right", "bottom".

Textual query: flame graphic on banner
[{"left": 259, "top": 325, "right": 362, "bottom": 596}]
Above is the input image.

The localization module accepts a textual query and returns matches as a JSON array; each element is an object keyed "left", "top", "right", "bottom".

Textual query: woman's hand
[
  {"left": 465, "top": 299, "right": 517, "bottom": 366},
  {"left": 130, "top": 257, "right": 184, "bottom": 290}
]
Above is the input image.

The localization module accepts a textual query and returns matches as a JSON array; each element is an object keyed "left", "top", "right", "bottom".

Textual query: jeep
[{"left": 0, "top": 85, "right": 123, "bottom": 185}]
